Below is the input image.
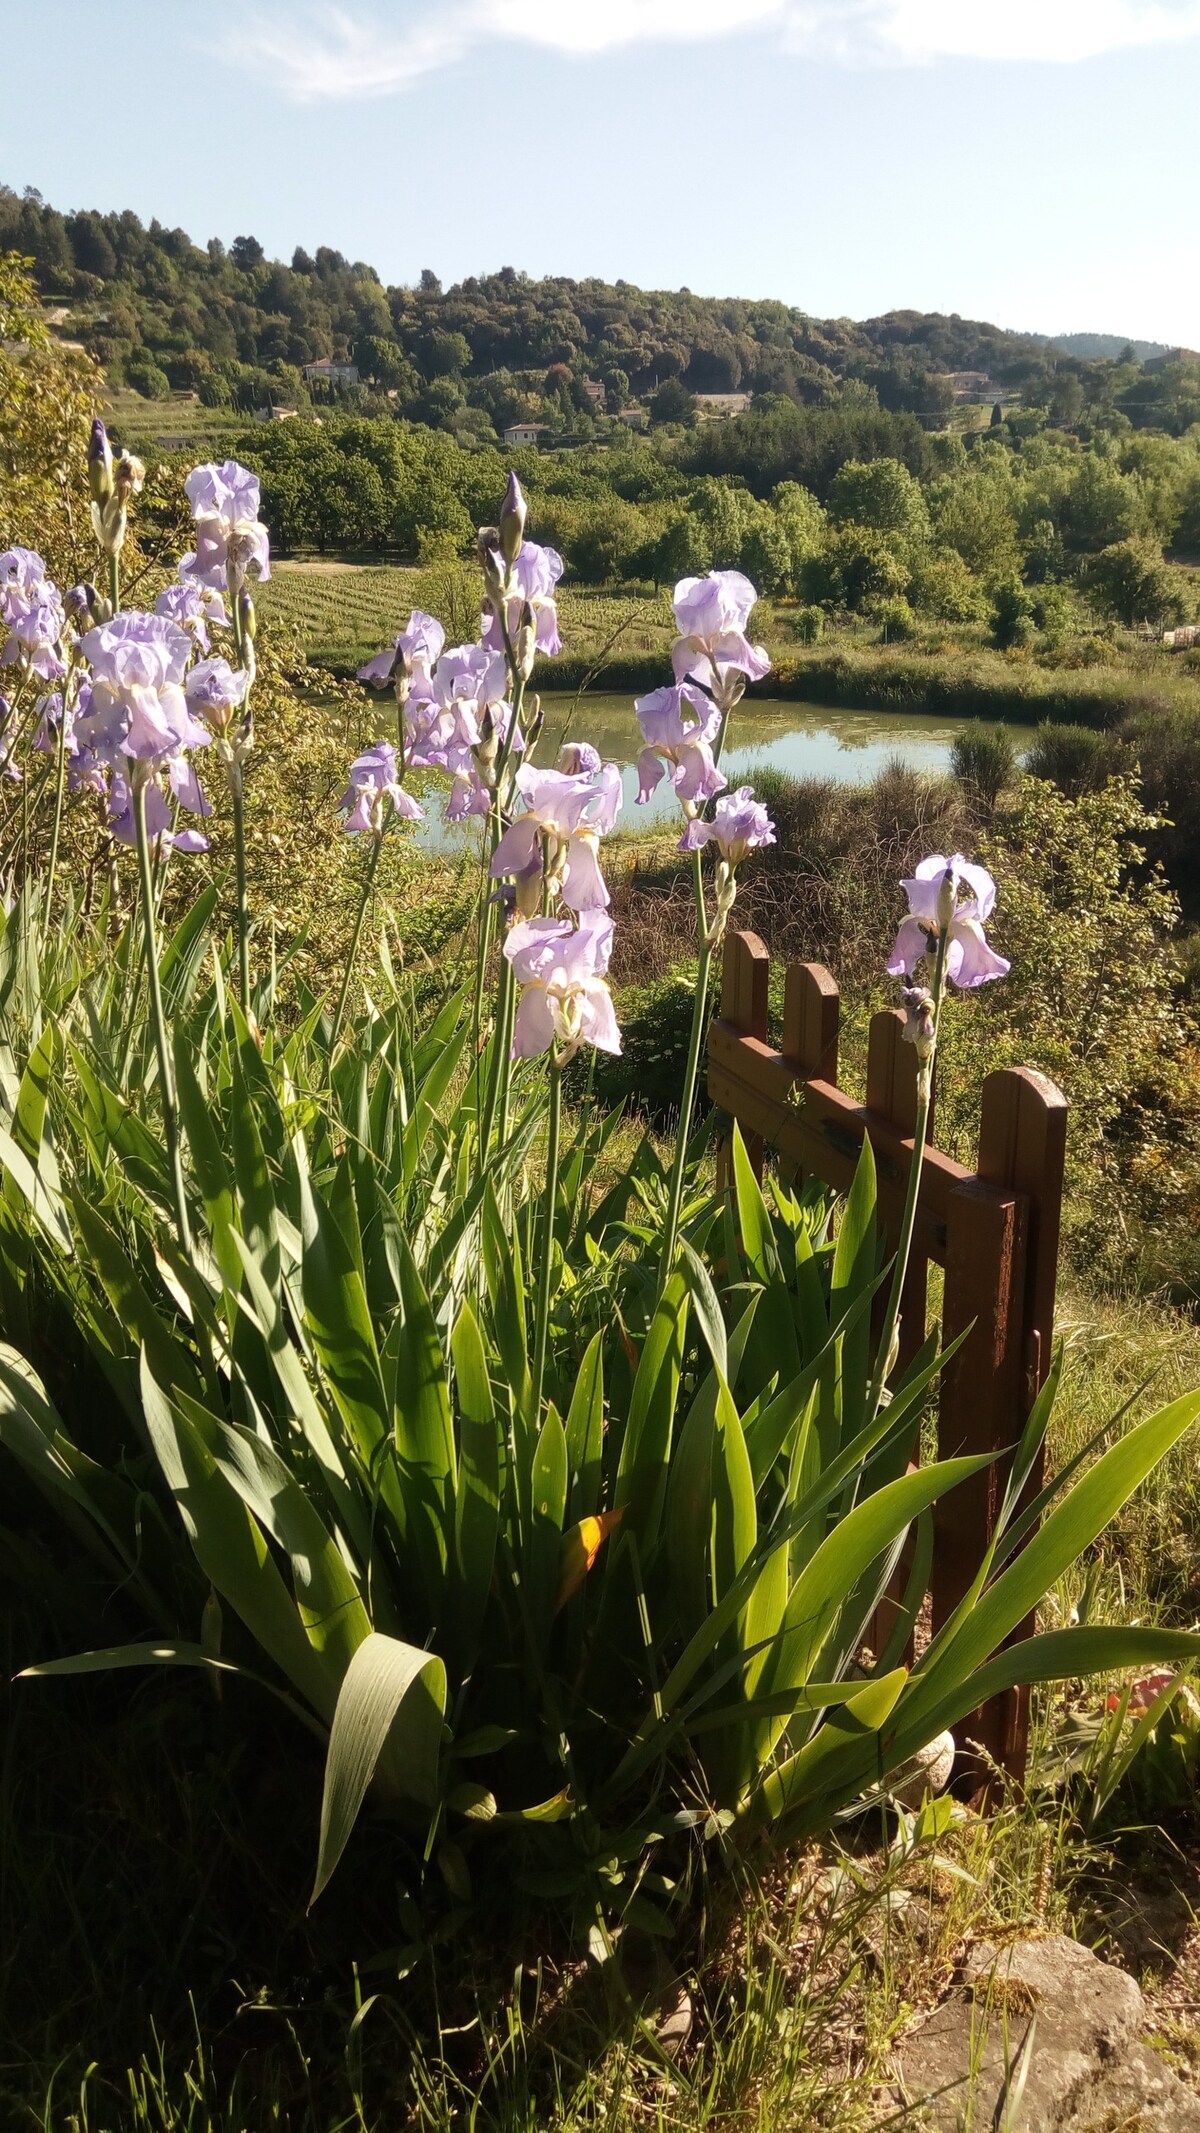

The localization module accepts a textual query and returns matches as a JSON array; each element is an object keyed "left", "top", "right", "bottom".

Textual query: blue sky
[{"left": 5, "top": 0, "right": 1200, "bottom": 345}]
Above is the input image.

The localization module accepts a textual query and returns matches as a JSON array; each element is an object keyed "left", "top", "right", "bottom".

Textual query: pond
[{"left": 415, "top": 695, "right": 1022, "bottom": 851}]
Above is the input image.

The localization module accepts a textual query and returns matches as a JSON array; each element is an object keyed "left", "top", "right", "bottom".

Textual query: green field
[
  {"left": 259, "top": 562, "right": 682, "bottom": 674},
  {"left": 100, "top": 389, "right": 246, "bottom": 454}
]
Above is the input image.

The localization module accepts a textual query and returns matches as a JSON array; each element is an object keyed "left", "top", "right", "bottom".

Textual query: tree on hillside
[
  {"left": 1084, "top": 539, "right": 1186, "bottom": 629},
  {"left": 827, "top": 456, "right": 930, "bottom": 549},
  {"left": 650, "top": 378, "right": 697, "bottom": 427}
]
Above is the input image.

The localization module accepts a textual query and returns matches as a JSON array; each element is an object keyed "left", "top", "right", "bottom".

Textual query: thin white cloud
[
  {"left": 787, "top": 0, "right": 1200, "bottom": 63},
  {"left": 489, "top": 0, "right": 786, "bottom": 55},
  {"left": 222, "top": 0, "right": 1200, "bottom": 101},
  {"left": 223, "top": 4, "right": 473, "bottom": 100}
]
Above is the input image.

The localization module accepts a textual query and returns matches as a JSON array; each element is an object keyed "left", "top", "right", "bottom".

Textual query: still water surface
[{"left": 416, "top": 695, "right": 1020, "bottom": 850}]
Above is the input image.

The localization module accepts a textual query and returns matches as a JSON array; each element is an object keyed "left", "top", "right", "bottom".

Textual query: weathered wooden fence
[{"left": 708, "top": 930, "right": 1068, "bottom": 1784}]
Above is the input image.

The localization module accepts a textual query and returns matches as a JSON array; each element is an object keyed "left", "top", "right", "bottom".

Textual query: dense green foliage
[
  {"left": 4, "top": 233, "right": 1200, "bottom": 2133},
  {"left": 0, "top": 184, "right": 1069, "bottom": 416}
]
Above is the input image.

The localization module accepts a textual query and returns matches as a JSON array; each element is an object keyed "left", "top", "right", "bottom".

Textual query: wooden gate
[{"left": 708, "top": 930, "right": 1068, "bottom": 1784}]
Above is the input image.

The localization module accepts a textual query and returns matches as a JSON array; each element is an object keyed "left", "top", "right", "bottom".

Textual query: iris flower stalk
[
  {"left": 657, "top": 843, "right": 717, "bottom": 1295},
  {"left": 332, "top": 741, "right": 422, "bottom": 1044},
  {"left": 332, "top": 829, "right": 386, "bottom": 1045},
  {"left": 130, "top": 763, "right": 192, "bottom": 1254},
  {"left": 530, "top": 1050, "right": 562, "bottom": 1422},
  {"left": 656, "top": 571, "right": 773, "bottom": 1294},
  {"left": 183, "top": 462, "right": 270, "bottom": 1009},
  {"left": 228, "top": 590, "right": 255, "bottom": 1009},
  {"left": 44, "top": 661, "right": 76, "bottom": 913},
  {"left": 480, "top": 500, "right": 540, "bottom": 1162},
  {"left": 656, "top": 789, "right": 775, "bottom": 1294},
  {"left": 503, "top": 910, "right": 620, "bottom": 1416},
  {"left": 865, "top": 854, "right": 1010, "bottom": 1422}
]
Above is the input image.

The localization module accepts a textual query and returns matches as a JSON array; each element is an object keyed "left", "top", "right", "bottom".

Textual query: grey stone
[
  {"left": 894, "top": 1935, "right": 1199, "bottom": 2132},
  {"left": 1071, "top": 2041, "right": 1200, "bottom": 2131}
]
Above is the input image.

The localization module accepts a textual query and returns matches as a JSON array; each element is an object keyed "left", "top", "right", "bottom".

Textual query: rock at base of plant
[
  {"left": 889, "top": 1729, "right": 956, "bottom": 1808},
  {"left": 893, "top": 1933, "right": 1200, "bottom": 2131}
]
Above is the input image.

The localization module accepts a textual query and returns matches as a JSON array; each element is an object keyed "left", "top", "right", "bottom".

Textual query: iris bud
[
  {"left": 475, "top": 704, "right": 499, "bottom": 772},
  {"left": 113, "top": 449, "right": 145, "bottom": 502},
  {"left": 514, "top": 597, "right": 537, "bottom": 681},
  {"left": 65, "top": 582, "right": 99, "bottom": 629},
  {"left": 477, "top": 529, "right": 506, "bottom": 603},
  {"left": 499, "top": 471, "right": 527, "bottom": 565},
  {"left": 935, "top": 867, "right": 957, "bottom": 931},
  {"left": 900, "top": 985, "right": 936, "bottom": 1061},
  {"left": 392, "top": 644, "right": 411, "bottom": 709},
  {"left": 87, "top": 418, "right": 114, "bottom": 504}
]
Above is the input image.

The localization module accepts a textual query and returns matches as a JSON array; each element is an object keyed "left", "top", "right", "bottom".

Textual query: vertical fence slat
[
  {"left": 865, "top": 1011, "right": 930, "bottom": 1368},
  {"left": 977, "top": 1067, "right": 1068, "bottom": 1406},
  {"left": 721, "top": 930, "right": 770, "bottom": 1041},
  {"left": 968, "top": 1067, "right": 1070, "bottom": 1780},
  {"left": 782, "top": 961, "right": 839, "bottom": 1084},
  {"left": 863, "top": 1011, "right": 929, "bottom": 1664},
  {"left": 718, "top": 931, "right": 771, "bottom": 1180},
  {"left": 936, "top": 1178, "right": 1028, "bottom": 1786}
]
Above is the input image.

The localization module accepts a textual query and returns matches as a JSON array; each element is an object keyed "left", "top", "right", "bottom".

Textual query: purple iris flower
[
  {"left": 1, "top": 551, "right": 65, "bottom": 679},
  {"left": 33, "top": 689, "right": 78, "bottom": 757},
  {"left": 1, "top": 589, "right": 67, "bottom": 681},
  {"left": 37, "top": 681, "right": 106, "bottom": 794},
  {"left": 185, "top": 657, "right": 249, "bottom": 736},
  {"left": 557, "top": 741, "right": 601, "bottom": 776},
  {"left": 79, "top": 612, "right": 207, "bottom": 765},
  {"left": 339, "top": 740, "right": 424, "bottom": 835},
  {"left": 156, "top": 574, "right": 227, "bottom": 653},
  {"left": 447, "top": 768, "right": 493, "bottom": 821},
  {"left": 357, "top": 609, "right": 445, "bottom": 694},
  {"left": 886, "top": 854, "right": 1010, "bottom": 989},
  {"left": 107, "top": 768, "right": 209, "bottom": 853},
  {"left": 0, "top": 548, "right": 48, "bottom": 618},
  {"left": 482, "top": 540, "right": 564, "bottom": 659},
  {"left": 679, "top": 785, "right": 776, "bottom": 865},
  {"left": 81, "top": 611, "right": 192, "bottom": 691},
  {"left": 671, "top": 570, "right": 771, "bottom": 694},
  {"left": 405, "top": 641, "right": 514, "bottom": 777},
  {"left": 182, "top": 460, "right": 271, "bottom": 593},
  {"left": 165, "top": 749, "right": 213, "bottom": 822},
  {"left": 491, "top": 760, "right": 622, "bottom": 914},
  {"left": 434, "top": 641, "right": 508, "bottom": 712},
  {"left": 505, "top": 909, "right": 621, "bottom": 1063},
  {"left": 634, "top": 682, "right": 727, "bottom": 812}
]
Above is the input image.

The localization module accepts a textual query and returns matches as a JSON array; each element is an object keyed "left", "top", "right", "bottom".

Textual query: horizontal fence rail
[{"left": 709, "top": 930, "right": 1068, "bottom": 1786}]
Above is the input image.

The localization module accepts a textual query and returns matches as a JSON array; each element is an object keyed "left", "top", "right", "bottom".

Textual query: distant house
[
  {"left": 617, "top": 407, "right": 648, "bottom": 430},
  {"left": 303, "top": 358, "right": 359, "bottom": 387},
  {"left": 503, "top": 421, "right": 549, "bottom": 448},
  {"left": 580, "top": 377, "right": 606, "bottom": 406},
  {"left": 945, "top": 371, "right": 1001, "bottom": 402},
  {"left": 265, "top": 405, "right": 300, "bottom": 421},
  {"left": 694, "top": 391, "right": 752, "bottom": 419}
]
